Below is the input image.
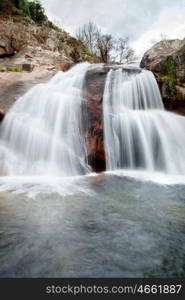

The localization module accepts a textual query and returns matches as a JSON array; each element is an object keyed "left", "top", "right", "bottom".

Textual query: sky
[{"left": 40, "top": 0, "right": 185, "bottom": 57}]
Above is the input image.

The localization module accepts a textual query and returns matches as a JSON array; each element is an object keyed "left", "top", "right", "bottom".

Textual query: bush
[
  {"left": 8, "top": 66, "right": 22, "bottom": 72},
  {"left": 11, "top": 1, "right": 48, "bottom": 25},
  {"left": 163, "top": 57, "right": 176, "bottom": 95},
  {"left": 28, "top": 0, "right": 48, "bottom": 25},
  {"left": 0, "top": 67, "right": 6, "bottom": 72}
]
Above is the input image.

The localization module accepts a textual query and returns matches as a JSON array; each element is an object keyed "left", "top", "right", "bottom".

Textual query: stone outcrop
[
  {"left": 140, "top": 39, "right": 185, "bottom": 114},
  {"left": 0, "top": 13, "right": 98, "bottom": 115},
  {"left": 0, "top": 16, "right": 97, "bottom": 114},
  {"left": 82, "top": 67, "right": 107, "bottom": 172},
  {"left": 0, "top": 45, "right": 73, "bottom": 71},
  {"left": 0, "top": 23, "right": 85, "bottom": 68}
]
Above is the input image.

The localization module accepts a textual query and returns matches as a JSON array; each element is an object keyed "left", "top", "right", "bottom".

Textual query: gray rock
[{"left": 140, "top": 39, "right": 185, "bottom": 114}]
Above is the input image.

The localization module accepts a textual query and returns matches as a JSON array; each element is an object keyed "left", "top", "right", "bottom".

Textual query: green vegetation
[
  {"left": 27, "top": 1, "right": 47, "bottom": 25},
  {"left": 0, "top": 66, "right": 22, "bottom": 72},
  {"left": 8, "top": 66, "right": 22, "bottom": 72},
  {"left": 12, "top": 0, "right": 65, "bottom": 29},
  {"left": 0, "top": 1, "right": 51, "bottom": 25},
  {"left": 12, "top": 0, "right": 30, "bottom": 16},
  {"left": 0, "top": 1, "right": 94, "bottom": 63},
  {"left": 47, "top": 21, "right": 63, "bottom": 32},
  {"left": 161, "top": 57, "right": 176, "bottom": 95},
  {"left": 12, "top": 0, "right": 47, "bottom": 24},
  {"left": 165, "top": 57, "right": 176, "bottom": 77}
]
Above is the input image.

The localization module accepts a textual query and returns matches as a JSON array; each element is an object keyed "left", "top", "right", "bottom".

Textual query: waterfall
[
  {"left": 1, "top": 63, "right": 185, "bottom": 178},
  {"left": 103, "top": 67, "right": 185, "bottom": 174},
  {"left": 0, "top": 63, "right": 91, "bottom": 176}
]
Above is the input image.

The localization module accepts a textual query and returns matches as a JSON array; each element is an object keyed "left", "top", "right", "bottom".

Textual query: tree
[
  {"left": 76, "top": 21, "right": 100, "bottom": 56},
  {"left": 125, "top": 48, "right": 135, "bottom": 63},
  {"left": 97, "top": 34, "right": 114, "bottom": 63},
  {"left": 115, "top": 37, "right": 128, "bottom": 63},
  {"left": 115, "top": 37, "right": 135, "bottom": 63},
  {"left": 76, "top": 22, "right": 134, "bottom": 63},
  {"left": 160, "top": 33, "right": 169, "bottom": 41},
  {"left": 76, "top": 22, "right": 114, "bottom": 62}
]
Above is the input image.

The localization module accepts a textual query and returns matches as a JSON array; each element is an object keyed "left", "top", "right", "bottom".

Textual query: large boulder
[{"left": 140, "top": 39, "right": 185, "bottom": 114}]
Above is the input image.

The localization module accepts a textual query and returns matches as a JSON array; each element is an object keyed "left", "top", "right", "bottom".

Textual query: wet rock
[{"left": 82, "top": 67, "right": 108, "bottom": 172}]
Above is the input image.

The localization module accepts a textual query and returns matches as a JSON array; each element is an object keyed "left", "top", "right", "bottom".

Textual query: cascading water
[
  {"left": 103, "top": 67, "right": 185, "bottom": 174},
  {"left": 0, "top": 63, "right": 91, "bottom": 176},
  {"left": 1, "top": 63, "right": 185, "bottom": 179},
  {"left": 1, "top": 64, "right": 185, "bottom": 279}
]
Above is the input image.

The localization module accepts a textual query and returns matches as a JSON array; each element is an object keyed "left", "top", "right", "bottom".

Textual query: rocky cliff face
[
  {"left": 0, "top": 14, "right": 97, "bottom": 115},
  {"left": 0, "top": 22, "right": 88, "bottom": 68},
  {"left": 140, "top": 39, "right": 185, "bottom": 114}
]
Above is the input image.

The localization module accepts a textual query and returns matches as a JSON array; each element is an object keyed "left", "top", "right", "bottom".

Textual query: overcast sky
[{"left": 40, "top": 0, "right": 185, "bottom": 57}]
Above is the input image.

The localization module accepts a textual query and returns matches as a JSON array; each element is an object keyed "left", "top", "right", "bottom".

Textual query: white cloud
[
  {"left": 40, "top": 0, "right": 185, "bottom": 57},
  {"left": 132, "top": 6, "right": 185, "bottom": 57}
]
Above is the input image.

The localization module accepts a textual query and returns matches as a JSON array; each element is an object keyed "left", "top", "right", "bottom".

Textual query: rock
[
  {"left": 0, "top": 36, "right": 14, "bottom": 54},
  {"left": 0, "top": 46, "right": 74, "bottom": 72},
  {"left": 0, "top": 109, "right": 5, "bottom": 122},
  {"left": 58, "top": 63, "right": 72, "bottom": 72},
  {"left": 140, "top": 39, "right": 185, "bottom": 71},
  {"left": 22, "top": 64, "right": 34, "bottom": 72},
  {"left": 140, "top": 39, "right": 185, "bottom": 114},
  {"left": 0, "top": 22, "right": 94, "bottom": 65},
  {"left": 0, "top": 47, "right": 6, "bottom": 55},
  {"left": 82, "top": 67, "right": 109, "bottom": 172}
]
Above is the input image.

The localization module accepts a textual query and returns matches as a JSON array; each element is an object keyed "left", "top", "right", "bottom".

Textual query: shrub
[
  {"left": 28, "top": 0, "right": 48, "bottom": 25},
  {"left": 0, "top": 67, "right": 6, "bottom": 72},
  {"left": 9, "top": 66, "right": 22, "bottom": 72},
  {"left": 11, "top": 1, "right": 48, "bottom": 25},
  {"left": 163, "top": 57, "right": 176, "bottom": 95}
]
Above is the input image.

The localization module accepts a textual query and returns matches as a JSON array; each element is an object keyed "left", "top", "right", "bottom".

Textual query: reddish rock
[
  {"left": 58, "top": 63, "right": 72, "bottom": 72},
  {"left": 82, "top": 67, "right": 108, "bottom": 172},
  {"left": 0, "top": 47, "right": 6, "bottom": 55}
]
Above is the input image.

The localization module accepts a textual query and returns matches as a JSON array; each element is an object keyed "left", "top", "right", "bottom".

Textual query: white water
[
  {"left": 0, "top": 63, "right": 185, "bottom": 191},
  {"left": 103, "top": 68, "right": 185, "bottom": 174},
  {"left": 0, "top": 63, "right": 91, "bottom": 176},
  {"left": 1, "top": 65, "right": 185, "bottom": 278}
]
